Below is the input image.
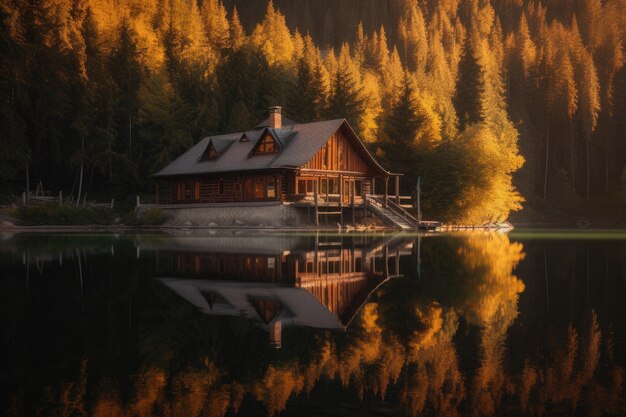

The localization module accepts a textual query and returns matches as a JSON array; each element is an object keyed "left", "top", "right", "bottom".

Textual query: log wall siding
[
  {"left": 169, "top": 173, "right": 285, "bottom": 203},
  {"left": 302, "top": 128, "right": 371, "bottom": 174}
]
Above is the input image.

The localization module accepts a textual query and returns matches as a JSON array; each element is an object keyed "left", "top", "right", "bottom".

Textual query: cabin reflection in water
[{"left": 154, "top": 234, "right": 413, "bottom": 348}]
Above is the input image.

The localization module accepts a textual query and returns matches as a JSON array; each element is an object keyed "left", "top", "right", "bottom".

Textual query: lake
[{"left": 1, "top": 230, "right": 625, "bottom": 416}]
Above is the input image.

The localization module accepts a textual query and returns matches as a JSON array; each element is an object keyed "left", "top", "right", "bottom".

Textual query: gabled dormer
[
  {"left": 199, "top": 139, "right": 219, "bottom": 161},
  {"left": 249, "top": 128, "right": 282, "bottom": 157}
]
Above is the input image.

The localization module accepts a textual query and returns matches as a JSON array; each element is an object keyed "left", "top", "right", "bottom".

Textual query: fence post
[
  {"left": 59, "top": 190, "right": 62, "bottom": 205},
  {"left": 22, "top": 192, "right": 26, "bottom": 205},
  {"left": 136, "top": 195, "right": 140, "bottom": 209},
  {"left": 110, "top": 199, "right": 115, "bottom": 209}
]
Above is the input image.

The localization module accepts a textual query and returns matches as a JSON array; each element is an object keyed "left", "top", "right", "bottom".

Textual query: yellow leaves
[
  {"left": 253, "top": 365, "right": 304, "bottom": 417},
  {"left": 409, "top": 303, "right": 444, "bottom": 353},
  {"left": 360, "top": 71, "right": 382, "bottom": 142},
  {"left": 130, "top": 368, "right": 167, "bottom": 417},
  {"left": 250, "top": 0, "right": 295, "bottom": 66}
]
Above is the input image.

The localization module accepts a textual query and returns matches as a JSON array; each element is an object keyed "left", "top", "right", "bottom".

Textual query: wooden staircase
[{"left": 366, "top": 195, "right": 420, "bottom": 230}]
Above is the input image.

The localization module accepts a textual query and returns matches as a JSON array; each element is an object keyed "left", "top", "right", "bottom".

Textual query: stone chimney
[{"left": 269, "top": 106, "right": 282, "bottom": 129}]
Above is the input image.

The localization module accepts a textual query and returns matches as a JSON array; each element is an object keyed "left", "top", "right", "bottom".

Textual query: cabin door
[{"left": 343, "top": 178, "right": 351, "bottom": 204}]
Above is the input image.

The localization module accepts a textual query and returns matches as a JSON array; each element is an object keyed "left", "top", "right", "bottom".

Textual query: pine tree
[
  {"left": 0, "top": 0, "right": 29, "bottom": 183},
  {"left": 288, "top": 39, "right": 327, "bottom": 122},
  {"left": 229, "top": 6, "right": 246, "bottom": 52},
  {"left": 453, "top": 37, "right": 484, "bottom": 130},
  {"left": 380, "top": 72, "right": 424, "bottom": 188},
  {"left": 201, "top": 0, "right": 230, "bottom": 53},
  {"left": 326, "top": 64, "right": 365, "bottom": 134},
  {"left": 109, "top": 21, "right": 143, "bottom": 158}
]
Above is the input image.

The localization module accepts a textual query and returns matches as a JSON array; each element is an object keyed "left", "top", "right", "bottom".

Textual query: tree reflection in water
[{"left": 1, "top": 232, "right": 625, "bottom": 416}]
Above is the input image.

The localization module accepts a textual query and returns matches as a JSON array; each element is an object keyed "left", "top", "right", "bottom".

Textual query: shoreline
[{"left": 2, "top": 223, "right": 626, "bottom": 234}]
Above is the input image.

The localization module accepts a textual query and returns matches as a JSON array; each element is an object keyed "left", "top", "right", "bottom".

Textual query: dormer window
[
  {"left": 200, "top": 140, "right": 218, "bottom": 161},
  {"left": 255, "top": 134, "right": 278, "bottom": 154}
]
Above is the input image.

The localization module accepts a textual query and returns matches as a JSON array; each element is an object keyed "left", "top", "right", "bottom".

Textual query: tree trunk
[
  {"left": 76, "top": 136, "right": 85, "bottom": 207},
  {"left": 25, "top": 162, "right": 30, "bottom": 205},
  {"left": 570, "top": 125, "right": 576, "bottom": 190},
  {"left": 605, "top": 139, "right": 609, "bottom": 193},
  {"left": 543, "top": 121, "right": 550, "bottom": 200},
  {"left": 586, "top": 139, "right": 590, "bottom": 200}
]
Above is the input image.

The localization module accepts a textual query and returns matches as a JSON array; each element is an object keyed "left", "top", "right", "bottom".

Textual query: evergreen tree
[
  {"left": 326, "top": 53, "right": 365, "bottom": 134},
  {"left": 453, "top": 37, "right": 484, "bottom": 130},
  {"left": 380, "top": 73, "right": 424, "bottom": 189},
  {"left": 289, "top": 49, "right": 327, "bottom": 122}
]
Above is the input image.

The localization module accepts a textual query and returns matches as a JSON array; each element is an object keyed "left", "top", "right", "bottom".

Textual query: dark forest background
[{"left": 1, "top": 0, "right": 625, "bottom": 223}]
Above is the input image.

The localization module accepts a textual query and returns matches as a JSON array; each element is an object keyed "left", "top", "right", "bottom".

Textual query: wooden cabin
[{"left": 153, "top": 107, "right": 420, "bottom": 228}]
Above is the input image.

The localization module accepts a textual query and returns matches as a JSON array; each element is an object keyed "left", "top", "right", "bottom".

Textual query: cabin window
[
  {"left": 175, "top": 183, "right": 183, "bottom": 201},
  {"left": 266, "top": 182, "right": 276, "bottom": 198},
  {"left": 306, "top": 180, "right": 313, "bottom": 193},
  {"left": 193, "top": 181, "right": 201, "bottom": 200},
  {"left": 321, "top": 178, "right": 328, "bottom": 194},
  {"left": 201, "top": 141, "right": 218, "bottom": 161},
  {"left": 267, "top": 257, "right": 276, "bottom": 275},
  {"left": 328, "top": 178, "right": 338, "bottom": 194},
  {"left": 255, "top": 135, "right": 278, "bottom": 154},
  {"left": 297, "top": 179, "right": 305, "bottom": 194},
  {"left": 244, "top": 179, "right": 253, "bottom": 197},
  {"left": 355, "top": 180, "right": 362, "bottom": 196},
  {"left": 184, "top": 182, "right": 192, "bottom": 200},
  {"left": 254, "top": 181, "right": 264, "bottom": 198},
  {"left": 218, "top": 178, "right": 224, "bottom": 195}
]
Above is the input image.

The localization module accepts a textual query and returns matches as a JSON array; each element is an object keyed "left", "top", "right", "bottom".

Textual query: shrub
[
  {"left": 139, "top": 208, "right": 167, "bottom": 225},
  {"left": 15, "top": 205, "right": 115, "bottom": 225}
]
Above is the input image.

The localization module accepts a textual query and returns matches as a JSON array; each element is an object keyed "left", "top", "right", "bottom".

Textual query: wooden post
[
  {"left": 314, "top": 178, "right": 319, "bottom": 227},
  {"left": 416, "top": 177, "right": 421, "bottom": 224},
  {"left": 25, "top": 163, "right": 30, "bottom": 206},
  {"left": 395, "top": 176, "right": 400, "bottom": 204},
  {"left": 384, "top": 176, "right": 389, "bottom": 208},
  {"left": 372, "top": 177, "right": 376, "bottom": 195},
  {"left": 59, "top": 190, "right": 62, "bottom": 205},
  {"left": 396, "top": 248, "right": 400, "bottom": 276},
  {"left": 339, "top": 174, "right": 343, "bottom": 225},
  {"left": 351, "top": 181, "right": 355, "bottom": 224}
]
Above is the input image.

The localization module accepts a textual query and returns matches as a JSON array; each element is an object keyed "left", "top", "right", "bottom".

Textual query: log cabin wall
[
  {"left": 158, "top": 251, "right": 282, "bottom": 281},
  {"left": 302, "top": 127, "right": 371, "bottom": 174},
  {"left": 169, "top": 171, "right": 290, "bottom": 204}
]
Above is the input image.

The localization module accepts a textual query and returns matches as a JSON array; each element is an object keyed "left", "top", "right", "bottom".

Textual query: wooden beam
[
  {"left": 384, "top": 176, "right": 388, "bottom": 208},
  {"left": 395, "top": 175, "right": 400, "bottom": 204},
  {"left": 314, "top": 178, "right": 319, "bottom": 227}
]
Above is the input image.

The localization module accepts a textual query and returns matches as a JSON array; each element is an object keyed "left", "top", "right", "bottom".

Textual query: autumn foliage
[{"left": 1, "top": 0, "right": 625, "bottom": 222}]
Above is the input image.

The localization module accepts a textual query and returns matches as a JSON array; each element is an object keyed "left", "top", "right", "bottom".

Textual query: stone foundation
[{"left": 139, "top": 202, "right": 388, "bottom": 229}]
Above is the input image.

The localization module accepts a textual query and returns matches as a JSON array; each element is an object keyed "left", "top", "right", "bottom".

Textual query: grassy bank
[{"left": 13, "top": 205, "right": 167, "bottom": 226}]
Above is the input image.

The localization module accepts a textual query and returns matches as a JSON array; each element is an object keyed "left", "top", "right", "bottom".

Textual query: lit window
[
  {"left": 201, "top": 142, "right": 218, "bottom": 160},
  {"left": 255, "top": 135, "right": 278, "bottom": 154},
  {"left": 254, "top": 182, "right": 264, "bottom": 198},
  {"left": 267, "top": 183, "right": 276, "bottom": 198}
]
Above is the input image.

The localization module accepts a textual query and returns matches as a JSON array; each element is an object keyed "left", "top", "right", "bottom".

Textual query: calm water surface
[{"left": 1, "top": 230, "right": 625, "bottom": 416}]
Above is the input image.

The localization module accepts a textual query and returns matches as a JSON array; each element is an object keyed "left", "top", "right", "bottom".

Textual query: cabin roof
[{"left": 153, "top": 119, "right": 391, "bottom": 178}]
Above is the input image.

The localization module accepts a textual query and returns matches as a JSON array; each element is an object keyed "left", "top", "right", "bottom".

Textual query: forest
[{"left": 1, "top": 0, "right": 625, "bottom": 223}]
